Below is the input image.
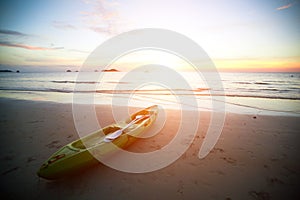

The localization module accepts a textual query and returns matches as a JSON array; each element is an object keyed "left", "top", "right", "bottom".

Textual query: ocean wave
[
  {"left": 1, "top": 87, "right": 299, "bottom": 100},
  {"left": 233, "top": 81, "right": 252, "bottom": 85},
  {"left": 253, "top": 82, "right": 271, "bottom": 85},
  {"left": 52, "top": 80, "right": 98, "bottom": 84},
  {"left": 233, "top": 81, "right": 271, "bottom": 85},
  {"left": 223, "top": 94, "right": 300, "bottom": 100},
  {"left": 52, "top": 80, "right": 129, "bottom": 84}
]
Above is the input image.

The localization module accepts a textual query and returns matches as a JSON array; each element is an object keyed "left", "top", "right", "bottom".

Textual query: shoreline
[
  {"left": 0, "top": 98, "right": 299, "bottom": 199},
  {"left": 0, "top": 96, "right": 299, "bottom": 117}
]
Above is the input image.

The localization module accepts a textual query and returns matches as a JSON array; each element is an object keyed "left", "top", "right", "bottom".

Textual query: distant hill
[
  {"left": 101, "top": 69, "right": 119, "bottom": 72},
  {"left": 0, "top": 70, "right": 13, "bottom": 72}
]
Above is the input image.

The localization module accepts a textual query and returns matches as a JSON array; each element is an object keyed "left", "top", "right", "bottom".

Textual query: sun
[{"left": 109, "top": 49, "right": 189, "bottom": 71}]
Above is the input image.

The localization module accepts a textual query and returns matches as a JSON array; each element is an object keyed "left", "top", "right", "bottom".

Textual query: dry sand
[{"left": 0, "top": 98, "right": 299, "bottom": 199}]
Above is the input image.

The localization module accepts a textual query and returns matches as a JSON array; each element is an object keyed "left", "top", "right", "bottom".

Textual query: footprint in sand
[
  {"left": 177, "top": 180, "right": 184, "bottom": 195},
  {"left": 215, "top": 170, "right": 225, "bottom": 175},
  {"left": 266, "top": 177, "right": 284, "bottom": 185},
  {"left": 283, "top": 165, "right": 297, "bottom": 174},
  {"left": 210, "top": 170, "right": 225, "bottom": 175},
  {"left": 270, "top": 158, "right": 279, "bottom": 162},
  {"left": 46, "top": 140, "right": 61, "bottom": 149},
  {"left": 1, "top": 166, "right": 19, "bottom": 175},
  {"left": 27, "top": 156, "right": 36, "bottom": 163},
  {"left": 221, "top": 157, "right": 236, "bottom": 165},
  {"left": 211, "top": 147, "right": 225, "bottom": 153},
  {"left": 248, "top": 190, "right": 270, "bottom": 200},
  {"left": 1, "top": 155, "right": 14, "bottom": 161}
]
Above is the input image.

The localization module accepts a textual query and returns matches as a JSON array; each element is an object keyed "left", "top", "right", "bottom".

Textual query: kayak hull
[{"left": 37, "top": 105, "right": 158, "bottom": 179}]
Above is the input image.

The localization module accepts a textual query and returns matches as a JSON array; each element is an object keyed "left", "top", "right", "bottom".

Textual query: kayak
[{"left": 37, "top": 105, "right": 158, "bottom": 180}]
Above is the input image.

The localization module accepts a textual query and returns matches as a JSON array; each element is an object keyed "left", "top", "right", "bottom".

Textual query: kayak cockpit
[
  {"left": 70, "top": 106, "right": 158, "bottom": 150},
  {"left": 71, "top": 126, "right": 122, "bottom": 149}
]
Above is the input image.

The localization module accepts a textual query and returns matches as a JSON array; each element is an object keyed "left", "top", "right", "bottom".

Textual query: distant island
[
  {"left": 101, "top": 69, "right": 119, "bottom": 72},
  {"left": 0, "top": 69, "right": 20, "bottom": 73},
  {"left": 0, "top": 70, "right": 13, "bottom": 72}
]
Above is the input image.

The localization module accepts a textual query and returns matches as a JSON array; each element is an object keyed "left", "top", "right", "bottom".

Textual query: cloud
[
  {"left": 52, "top": 21, "right": 77, "bottom": 30},
  {"left": 89, "top": 26, "right": 112, "bottom": 35},
  {"left": 0, "top": 29, "right": 29, "bottom": 37},
  {"left": 276, "top": 3, "right": 293, "bottom": 10},
  {"left": 0, "top": 41, "right": 64, "bottom": 51},
  {"left": 25, "top": 57, "right": 82, "bottom": 63},
  {"left": 81, "top": 0, "right": 124, "bottom": 35}
]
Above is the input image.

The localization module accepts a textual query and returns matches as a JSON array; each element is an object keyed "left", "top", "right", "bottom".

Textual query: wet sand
[{"left": 0, "top": 98, "right": 299, "bottom": 199}]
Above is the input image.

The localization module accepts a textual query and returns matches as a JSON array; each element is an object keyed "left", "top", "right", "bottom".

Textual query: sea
[{"left": 0, "top": 71, "right": 299, "bottom": 116}]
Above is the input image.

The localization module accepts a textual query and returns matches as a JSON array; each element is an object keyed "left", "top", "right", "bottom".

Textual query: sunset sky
[{"left": 0, "top": 0, "right": 299, "bottom": 72}]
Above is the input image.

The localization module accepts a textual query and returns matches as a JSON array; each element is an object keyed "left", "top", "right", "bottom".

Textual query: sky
[{"left": 0, "top": 0, "right": 299, "bottom": 72}]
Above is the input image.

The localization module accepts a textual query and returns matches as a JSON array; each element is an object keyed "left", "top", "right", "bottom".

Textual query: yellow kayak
[{"left": 37, "top": 105, "right": 158, "bottom": 180}]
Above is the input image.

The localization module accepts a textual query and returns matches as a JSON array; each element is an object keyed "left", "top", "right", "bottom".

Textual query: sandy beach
[{"left": 0, "top": 98, "right": 299, "bottom": 199}]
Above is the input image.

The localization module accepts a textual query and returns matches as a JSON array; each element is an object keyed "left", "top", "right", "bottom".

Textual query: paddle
[{"left": 103, "top": 115, "right": 149, "bottom": 142}]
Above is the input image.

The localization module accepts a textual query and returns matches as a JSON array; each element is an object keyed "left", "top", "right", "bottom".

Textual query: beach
[
  {"left": 1, "top": 0, "right": 300, "bottom": 199},
  {"left": 0, "top": 98, "right": 299, "bottom": 199}
]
